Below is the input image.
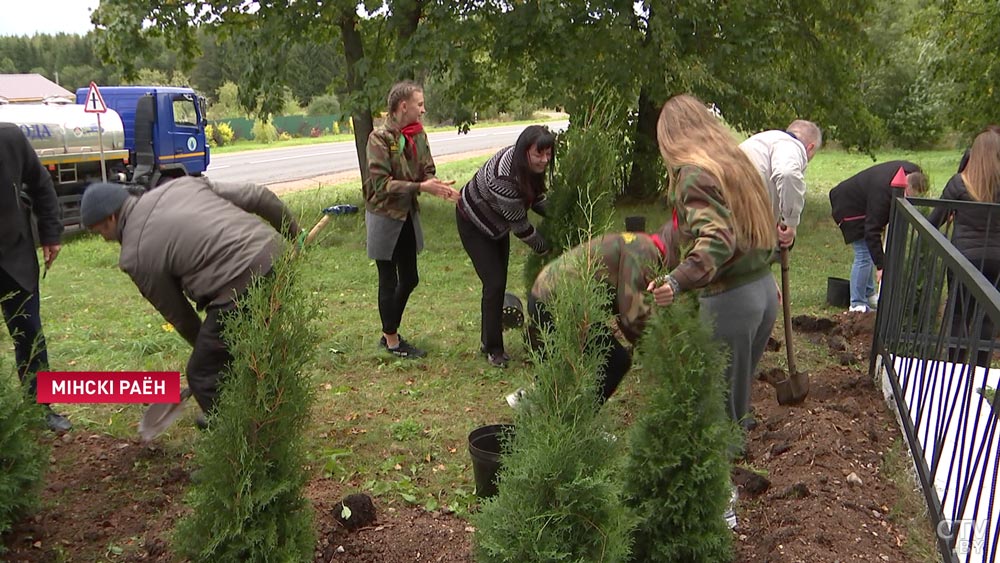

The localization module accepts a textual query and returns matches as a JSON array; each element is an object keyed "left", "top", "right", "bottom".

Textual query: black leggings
[
  {"left": 527, "top": 294, "right": 632, "bottom": 404},
  {"left": 376, "top": 215, "right": 419, "bottom": 335},
  {"left": 457, "top": 208, "right": 510, "bottom": 355}
]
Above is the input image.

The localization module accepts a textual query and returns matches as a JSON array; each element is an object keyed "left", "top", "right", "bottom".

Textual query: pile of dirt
[
  {"left": 736, "top": 310, "right": 916, "bottom": 561},
  {"left": 4, "top": 311, "right": 923, "bottom": 562}
]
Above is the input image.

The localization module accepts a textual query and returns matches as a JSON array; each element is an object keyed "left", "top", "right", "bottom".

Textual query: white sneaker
[
  {"left": 848, "top": 305, "right": 869, "bottom": 313},
  {"left": 724, "top": 485, "right": 738, "bottom": 529},
  {"left": 505, "top": 388, "right": 527, "bottom": 408}
]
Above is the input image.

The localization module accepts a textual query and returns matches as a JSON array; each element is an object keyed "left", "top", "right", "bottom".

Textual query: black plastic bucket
[
  {"left": 468, "top": 424, "right": 513, "bottom": 499},
  {"left": 502, "top": 293, "right": 524, "bottom": 330},
  {"left": 827, "top": 277, "right": 850, "bottom": 307},
  {"left": 625, "top": 215, "right": 647, "bottom": 233}
]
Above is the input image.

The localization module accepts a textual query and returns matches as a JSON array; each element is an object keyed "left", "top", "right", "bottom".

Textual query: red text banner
[{"left": 36, "top": 372, "right": 182, "bottom": 404}]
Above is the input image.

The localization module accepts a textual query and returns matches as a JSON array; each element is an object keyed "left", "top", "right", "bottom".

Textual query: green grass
[
  {"left": 6, "top": 146, "right": 964, "bottom": 523},
  {"left": 210, "top": 115, "right": 567, "bottom": 155}
]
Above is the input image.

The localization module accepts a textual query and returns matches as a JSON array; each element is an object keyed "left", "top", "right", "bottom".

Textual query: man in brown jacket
[
  {"left": 80, "top": 177, "right": 300, "bottom": 417},
  {"left": 364, "top": 80, "right": 458, "bottom": 358}
]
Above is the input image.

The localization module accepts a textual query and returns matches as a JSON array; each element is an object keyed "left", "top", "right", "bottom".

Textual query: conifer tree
[
  {"left": 474, "top": 254, "right": 633, "bottom": 563},
  {"left": 523, "top": 93, "right": 628, "bottom": 294},
  {"left": 0, "top": 368, "right": 47, "bottom": 547},
  {"left": 622, "top": 299, "right": 739, "bottom": 562},
  {"left": 174, "top": 250, "right": 317, "bottom": 562}
]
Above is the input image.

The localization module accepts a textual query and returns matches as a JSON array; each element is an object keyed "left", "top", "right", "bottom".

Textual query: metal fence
[{"left": 873, "top": 196, "right": 1000, "bottom": 563}]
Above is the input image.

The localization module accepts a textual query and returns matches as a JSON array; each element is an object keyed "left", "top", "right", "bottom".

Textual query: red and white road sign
[{"left": 84, "top": 81, "right": 107, "bottom": 114}]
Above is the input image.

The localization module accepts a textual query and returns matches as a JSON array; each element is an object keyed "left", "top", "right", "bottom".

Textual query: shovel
[
  {"left": 138, "top": 387, "right": 192, "bottom": 442},
  {"left": 773, "top": 247, "right": 810, "bottom": 405}
]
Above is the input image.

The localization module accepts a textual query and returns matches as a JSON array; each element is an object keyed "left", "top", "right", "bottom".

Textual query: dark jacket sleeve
[
  {"left": 928, "top": 175, "right": 963, "bottom": 228},
  {"left": 129, "top": 269, "right": 202, "bottom": 347},
  {"left": 18, "top": 132, "right": 62, "bottom": 245},
  {"left": 865, "top": 185, "right": 901, "bottom": 269}
]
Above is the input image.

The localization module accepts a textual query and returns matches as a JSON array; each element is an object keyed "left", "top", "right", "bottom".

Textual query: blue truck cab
[{"left": 75, "top": 86, "right": 210, "bottom": 187}]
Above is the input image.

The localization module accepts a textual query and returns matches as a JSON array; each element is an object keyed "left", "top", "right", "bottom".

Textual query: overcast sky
[{"left": 0, "top": 0, "right": 101, "bottom": 37}]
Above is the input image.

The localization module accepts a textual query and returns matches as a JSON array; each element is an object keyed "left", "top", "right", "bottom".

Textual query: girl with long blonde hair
[{"left": 648, "top": 94, "right": 779, "bottom": 438}]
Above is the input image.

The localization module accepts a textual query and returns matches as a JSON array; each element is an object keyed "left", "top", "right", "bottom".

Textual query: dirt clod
[
  {"left": 791, "top": 315, "right": 837, "bottom": 332},
  {"left": 333, "top": 493, "right": 377, "bottom": 530}
]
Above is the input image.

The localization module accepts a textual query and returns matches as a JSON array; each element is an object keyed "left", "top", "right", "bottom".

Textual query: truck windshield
[{"left": 172, "top": 96, "right": 198, "bottom": 127}]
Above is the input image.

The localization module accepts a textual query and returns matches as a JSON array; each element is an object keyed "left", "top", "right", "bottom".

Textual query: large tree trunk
[
  {"left": 624, "top": 87, "right": 662, "bottom": 201},
  {"left": 339, "top": 8, "right": 374, "bottom": 184}
]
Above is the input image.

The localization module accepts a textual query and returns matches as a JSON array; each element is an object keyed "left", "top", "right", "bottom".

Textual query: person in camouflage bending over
[
  {"left": 364, "top": 80, "right": 459, "bottom": 358},
  {"left": 518, "top": 231, "right": 667, "bottom": 406}
]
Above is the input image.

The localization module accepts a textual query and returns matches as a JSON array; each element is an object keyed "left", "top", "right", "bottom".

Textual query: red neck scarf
[
  {"left": 648, "top": 233, "right": 667, "bottom": 257},
  {"left": 400, "top": 122, "right": 424, "bottom": 159}
]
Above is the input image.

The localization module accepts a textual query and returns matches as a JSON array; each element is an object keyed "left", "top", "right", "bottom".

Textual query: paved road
[{"left": 205, "top": 121, "right": 568, "bottom": 185}]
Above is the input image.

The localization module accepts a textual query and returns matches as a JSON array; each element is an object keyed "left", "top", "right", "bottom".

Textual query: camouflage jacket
[
  {"left": 661, "top": 165, "right": 775, "bottom": 296},
  {"left": 532, "top": 233, "right": 665, "bottom": 344},
  {"left": 364, "top": 117, "right": 437, "bottom": 221}
]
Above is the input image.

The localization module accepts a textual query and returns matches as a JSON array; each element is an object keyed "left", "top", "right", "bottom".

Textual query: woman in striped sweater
[{"left": 456, "top": 125, "right": 556, "bottom": 367}]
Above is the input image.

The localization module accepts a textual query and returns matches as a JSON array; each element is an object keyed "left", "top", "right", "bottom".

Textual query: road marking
[{"left": 256, "top": 149, "right": 356, "bottom": 163}]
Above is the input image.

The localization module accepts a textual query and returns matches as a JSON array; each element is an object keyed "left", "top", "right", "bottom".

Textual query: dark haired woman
[{"left": 456, "top": 125, "right": 556, "bottom": 367}]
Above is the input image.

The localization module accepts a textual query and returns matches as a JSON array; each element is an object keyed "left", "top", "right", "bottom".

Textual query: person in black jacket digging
[
  {"left": 929, "top": 129, "right": 1000, "bottom": 367},
  {"left": 829, "top": 161, "right": 927, "bottom": 312}
]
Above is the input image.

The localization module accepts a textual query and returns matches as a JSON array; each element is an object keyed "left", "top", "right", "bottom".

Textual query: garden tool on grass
[
  {"left": 305, "top": 204, "right": 359, "bottom": 245},
  {"left": 772, "top": 246, "right": 810, "bottom": 405},
  {"left": 139, "top": 387, "right": 192, "bottom": 442}
]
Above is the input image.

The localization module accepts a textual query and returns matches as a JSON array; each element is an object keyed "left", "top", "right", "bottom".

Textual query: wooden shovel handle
[{"left": 780, "top": 247, "right": 797, "bottom": 375}]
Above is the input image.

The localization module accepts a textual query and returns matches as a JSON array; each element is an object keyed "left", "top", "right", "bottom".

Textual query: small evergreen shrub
[
  {"left": 623, "top": 299, "right": 739, "bottom": 563},
  {"left": 474, "top": 255, "right": 633, "bottom": 563},
  {"left": 205, "top": 124, "right": 216, "bottom": 148},
  {"left": 252, "top": 118, "right": 279, "bottom": 144},
  {"left": 0, "top": 369, "right": 48, "bottom": 548},
  {"left": 523, "top": 96, "right": 625, "bottom": 294},
  {"left": 213, "top": 122, "right": 235, "bottom": 147},
  {"left": 173, "top": 250, "right": 317, "bottom": 562}
]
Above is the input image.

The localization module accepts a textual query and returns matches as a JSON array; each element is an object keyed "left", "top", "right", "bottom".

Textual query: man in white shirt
[{"left": 740, "top": 120, "right": 822, "bottom": 248}]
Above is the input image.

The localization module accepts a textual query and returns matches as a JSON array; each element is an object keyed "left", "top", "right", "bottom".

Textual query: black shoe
[
  {"left": 481, "top": 344, "right": 510, "bottom": 363},
  {"left": 44, "top": 407, "right": 72, "bottom": 432},
  {"left": 487, "top": 353, "right": 508, "bottom": 368},
  {"left": 383, "top": 335, "right": 426, "bottom": 359}
]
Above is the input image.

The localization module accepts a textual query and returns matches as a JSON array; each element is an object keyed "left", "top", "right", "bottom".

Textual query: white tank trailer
[
  {"left": 0, "top": 102, "right": 132, "bottom": 226},
  {"left": 0, "top": 102, "right": 130, "bottom": 191}
]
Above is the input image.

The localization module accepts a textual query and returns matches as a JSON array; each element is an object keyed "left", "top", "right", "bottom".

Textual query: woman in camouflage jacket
[
  {"left": 648, "top": 94, "right": 779, "bottom": 432},
  {"left": 364, "top": 81, "right": 459, "bottom": 358}
]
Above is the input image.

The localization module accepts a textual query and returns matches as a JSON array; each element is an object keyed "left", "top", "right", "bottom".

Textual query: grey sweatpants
[{"left": 699, "top": 274, "right": 778, "bottom": 430}]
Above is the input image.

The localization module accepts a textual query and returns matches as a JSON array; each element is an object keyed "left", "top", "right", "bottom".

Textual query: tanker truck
[{"left": 0, "top": 86, "right": 210, "bottom": 227}]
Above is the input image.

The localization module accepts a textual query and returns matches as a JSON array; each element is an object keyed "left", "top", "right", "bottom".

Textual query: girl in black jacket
[{"left": 930, "top": 129, "right": 1000, "bottom": 367}]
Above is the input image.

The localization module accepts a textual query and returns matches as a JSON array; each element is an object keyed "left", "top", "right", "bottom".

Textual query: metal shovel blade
[
  {"left": 138, "top": 387, "right": 192, "bottom": 442},
  {"left": 774, "top": 371, "right": 810, "bottom": 406}
]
